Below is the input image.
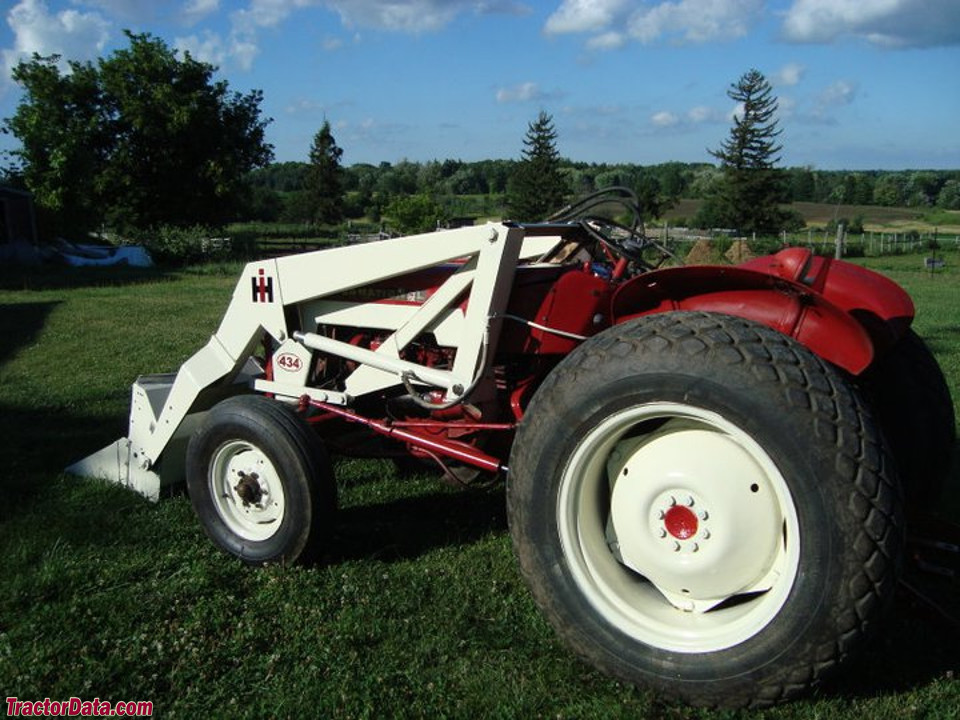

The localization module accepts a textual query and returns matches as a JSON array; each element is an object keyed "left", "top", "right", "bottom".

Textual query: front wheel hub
[
  {"left": 209, "top": 440, "right": 285, "bottom": 542},
  {"left": 234, "top": 471, "right": 264, "bottom": 506}
]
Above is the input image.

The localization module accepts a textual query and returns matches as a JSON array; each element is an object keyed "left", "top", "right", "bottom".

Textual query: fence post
[{"left": 835, "top": 223, "right": 845, "bottom": 259}]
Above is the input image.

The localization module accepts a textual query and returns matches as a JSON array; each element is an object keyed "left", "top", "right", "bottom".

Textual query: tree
[
  {"left": 937, "top": 179, "right": 960, "bottom": 210},
  {"left": 4, "top": 31, "right": 273, "bottom": 237},
  {"left": 872, "top": 174, "right": 906, "bottom": 207},
  {"left": 305, "top": 119, "right": 344, "bottom": 224},
  {"left": 507, "top": 111, "right": 566, "bottom": 221},
  {"left": 706, "top": 69, "right": 789, "bottom": 234},
  {"left": 4, "top": 57, "right": 107, "bottom": 238},
  {"left": 386, "top": 193, "right": 446, "bottom": 235}
]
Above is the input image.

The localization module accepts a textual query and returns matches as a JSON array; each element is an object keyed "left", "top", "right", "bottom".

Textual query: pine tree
[
  {"left": 707, "top": 69, "right": 789, "bottom": 234},
  {"left": 507, "top": 111, "right": 566, "bottom": 221},
  {"left": 306, "top": 119, "right": 344, "bottom": 225}
]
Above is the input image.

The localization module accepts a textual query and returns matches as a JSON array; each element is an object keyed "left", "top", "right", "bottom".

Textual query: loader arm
[{"left": 70, "top": 223, "right": 561, "bottom": 498}]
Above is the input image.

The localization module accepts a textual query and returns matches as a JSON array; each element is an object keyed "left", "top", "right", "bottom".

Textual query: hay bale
[
  {"left": 684, "top": 238, "right": 718, "bottom": 265},
  {"left": 724, "top": 239, "right": 756, "bottom": 264}
]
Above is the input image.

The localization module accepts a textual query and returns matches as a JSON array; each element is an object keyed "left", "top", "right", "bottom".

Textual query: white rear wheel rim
[
  {"left": 557, "top": 402, "right": 801, "bottom": 653},
  {"left": 209, "top": 440, "right": 286, "bottom": 542}
]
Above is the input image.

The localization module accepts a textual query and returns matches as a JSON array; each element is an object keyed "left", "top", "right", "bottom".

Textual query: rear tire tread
[{"left": 508, "top": 312, "right": 902, "bottom": 708}]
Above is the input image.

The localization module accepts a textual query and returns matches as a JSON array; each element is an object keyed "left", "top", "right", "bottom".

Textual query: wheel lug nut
[
  {"left": 669, "top": 496, "right": 677, "bottom": 507},
  {"left": 659, "top": 528, "right": 667, "bottom": 538},
  {"left": 699, "top": 510, "right": 709, "bottom": 521},
  {"left": 686, "top": 496, "right": 695, "bottom": 507},
  {"left": 702, "top": 529, "right": 711, "bottom": 540},
  {"left": 673, "top": 541, "right": 681, "bottom": 552}
]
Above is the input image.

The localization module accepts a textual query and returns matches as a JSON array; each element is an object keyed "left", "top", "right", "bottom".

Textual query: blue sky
[{"left": 1, "top": 0, "right": 958, "bottom": 170}]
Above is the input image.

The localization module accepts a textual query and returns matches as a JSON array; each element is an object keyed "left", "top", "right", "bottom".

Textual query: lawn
[{"left": 0, "top": 255, "right": 957, "bottom": 718}]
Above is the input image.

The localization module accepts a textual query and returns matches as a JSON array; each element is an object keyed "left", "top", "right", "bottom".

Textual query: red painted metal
[
  {"left": 502, "top": 268, "right": 613, "bottom": 355},
  {"left": 305, "top": 398, "right": 508, "bottom": 472},
  {"left": 740, "top": 248, "right": 915, "bottom": 353},
  {"left": 664, "top": 506, "right": 698, "bottom": 540},
  {"left": 608, "top": 249, "right": 914, "bottom": 375}
]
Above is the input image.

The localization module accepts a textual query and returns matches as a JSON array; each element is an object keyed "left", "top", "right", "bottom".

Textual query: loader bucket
[
  {"left": 65, "top": 438, "right": 164, "bottom": 501},
  {"left": 66, "top": 372, "right": 214, "bottom": 500}
]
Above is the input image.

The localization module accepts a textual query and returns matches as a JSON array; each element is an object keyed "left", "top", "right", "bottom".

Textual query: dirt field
[{"left": 663, "top": 199, "right": 960, "bottom": 234}]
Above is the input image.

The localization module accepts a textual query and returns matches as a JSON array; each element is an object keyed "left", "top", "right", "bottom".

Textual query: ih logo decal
[{"left": 252, "top": 268, "right": 274, "bottom": 303}]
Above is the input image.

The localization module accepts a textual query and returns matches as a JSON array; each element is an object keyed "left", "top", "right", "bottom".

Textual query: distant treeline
[{"left": 243, "top": 160, "right": 960, "bottom": 224}]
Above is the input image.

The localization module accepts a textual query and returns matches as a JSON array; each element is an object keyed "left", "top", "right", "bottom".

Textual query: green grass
[{"left": 1, "top": 257, "right": 958, "bottom": 718}]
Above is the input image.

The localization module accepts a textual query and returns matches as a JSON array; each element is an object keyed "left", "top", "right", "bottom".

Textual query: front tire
[
  {"left": 507, "top": 312, "right": 902, "bottom": 708},
  {"left": 187, "top": 395, "right": 336, "bottom": 565}
]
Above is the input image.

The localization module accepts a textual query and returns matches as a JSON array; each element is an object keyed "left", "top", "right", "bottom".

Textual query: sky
[{"left": 1, "top": 0, "right": 958, "bottom": 171}]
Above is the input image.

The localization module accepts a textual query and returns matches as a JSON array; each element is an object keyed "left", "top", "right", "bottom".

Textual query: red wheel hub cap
[{"left": 664, "top": 505, "right": 698, "bottom": 540}]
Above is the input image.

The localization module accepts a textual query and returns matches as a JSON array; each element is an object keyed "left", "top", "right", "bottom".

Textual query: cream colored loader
[{"left": 67, "top": 223, "right": 561, "bottom": 499}]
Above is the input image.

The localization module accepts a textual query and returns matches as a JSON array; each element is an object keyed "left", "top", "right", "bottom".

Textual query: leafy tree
[
  {"left": 386, "top": 193, "right": 446, "bottom": 234},
  {"left": 248, "top": 161, "right": 308, "bottom": 192},
  {"left": 840, "top": 173, "right": 875, "bottom": 205},
  {"left": 787, "top": 167, "right": 816, "bottom": 202},
  {"left": 937, "top": 179, "right": 960, "bottom": 210},
  {"left": 306, "top": 119, "right": 344, "bottom": 224},
  {"left": 706, "top": 69, "right": 789, "bottom": 234},
  {"left": 507, "top": 111, "right": 566, "bottom": 221},
  {"left": 905, "top": 171, "right": 942, "bottom": 207},
  {"left": 4, "top": 58, "right": 107, "bottom": 237},
  {"left": 872, "top": 174, "right": 906, "bottom": 206},
  {"left": 4, "top": 31, "right": 272, "bottom": 238}
]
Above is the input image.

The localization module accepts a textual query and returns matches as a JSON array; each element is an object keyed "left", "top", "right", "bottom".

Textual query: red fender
[{"left": 611, "top": 248, "right": 914, "bottom": 376}]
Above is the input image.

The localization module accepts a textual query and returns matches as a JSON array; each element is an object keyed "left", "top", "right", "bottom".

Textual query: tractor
[{"left": 70, "top": 188, "right": 956, "bottom": 707}]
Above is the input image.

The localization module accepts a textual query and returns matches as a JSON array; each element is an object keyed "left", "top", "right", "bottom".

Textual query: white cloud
[
  {"left": 687, "top": 105, "right": 723, "bottom": 123},
  {"left": 3, "top": 0, "right": 111, "bottom": 86},
  {"left": 651, "top": 110, "right": 679, "bottom": 127},
  {"left": 778, "top": 95, "right": 797, "bottom": 119},
  {"left": 175, "top": 30, "right": 226, "bottom": 64},
  {"left": 327, "top": 0, "right": 529, "bottom": 33},
  {"left": 543, "top": 0, "right": 764, "bottom": 49},
  {"left": 322, "top": 35, "right": 344, "bottom": 51},
  {"left": 227, "top": 34, "right": 260, "bottom": 69},
  {"left": 80, "top": 0, "right": 160, "bottom": 23},
  {"left": 782, "top": 0, "right": 960, "bottom": 47},
  {"left": 816, "top": 79, "right": 857, "bottom": 110},
  {"left": 285, "top": 97, "right": 326, "bottom": 113},
  {"left": 787, "top": 80, "right": 857, "bottom": 124},
  {"left": 773, "top": 62, "right": 804, "bottom": 87},
  {"left": 544, "top": 0, "right": 628, "bottom": 35},
  {"left": 496, "top": 81, "right": 541, "bottom": 103},
  {"left": 650, "top": 104, "right": 726, "bottom": 130},
  {"left": 231, "top": 0, "right": 315, "bottom": 35},
  {"left": 214, "top": 0, "right": 528, "bottom": 72},
  {"left": 628, "top": 0, "right": 764, "bottom": 44},
  {"left": 182, "top": 0, "right": 220, "bottom": 26},
  {"left": 586, "top": 31, "right": 626, "bottom": 50},
  {"left": 175, "top": 27, "right": 260, "bottom": 69}
]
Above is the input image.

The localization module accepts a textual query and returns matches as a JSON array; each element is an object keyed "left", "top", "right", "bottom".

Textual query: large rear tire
[
  {"left": 507, "top": 312, "right": 903, "bottom": 708},
  {"left": 862, "top": 329, "right": 955, "bottom": 506},
  {"left": 186, "top": 395, "right": 336, "bottom": 565}
]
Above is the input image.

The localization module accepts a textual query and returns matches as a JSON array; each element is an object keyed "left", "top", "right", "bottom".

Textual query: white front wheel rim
[
  {"left": 557, "top": 402, "right": 801, "bottom": 653},
  {"left": 209, "top": 440, "right": 286, "bottom": 542}
]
